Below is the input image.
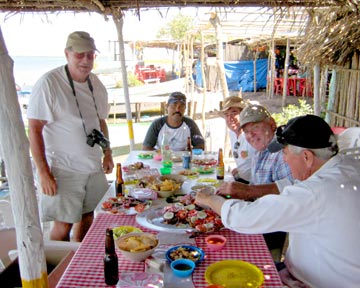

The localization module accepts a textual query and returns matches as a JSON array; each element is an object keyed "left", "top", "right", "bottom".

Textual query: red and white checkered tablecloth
[{"left": 57, "top": 213, "right": 283, "bottom": 288}]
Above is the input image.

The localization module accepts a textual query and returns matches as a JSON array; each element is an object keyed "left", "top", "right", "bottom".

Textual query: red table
[{"left": 57, "top": 213, "right": 283, "bottom": 287}]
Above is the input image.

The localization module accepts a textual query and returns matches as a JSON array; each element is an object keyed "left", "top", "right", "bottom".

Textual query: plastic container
[
  {"left": 205, "top": 235, "right": 227, "bottom": 251},
  {"left": 170, "top": 258, "right": 195, "bottom": 278}
]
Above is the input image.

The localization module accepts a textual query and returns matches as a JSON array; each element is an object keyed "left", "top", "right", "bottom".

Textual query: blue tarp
[
  {"left": 195, "top": 59, "right": 268, "bottom": 92},
  {"left": 224, "top": 59, "right": 268, "bottom": 92}
]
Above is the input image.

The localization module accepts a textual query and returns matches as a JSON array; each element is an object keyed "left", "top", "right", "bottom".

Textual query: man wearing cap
[
  {"left": 28, "top": 31, "right": 113, "bottom": 242},
  {"left": 195, "top": 115, "right": 360, "bottom": 287},
  {"left": 142, "top": 92, "right": 204, "bottom": 151},
  {"left": 220, "top": 96, "right": 256, "bottom": 183}
]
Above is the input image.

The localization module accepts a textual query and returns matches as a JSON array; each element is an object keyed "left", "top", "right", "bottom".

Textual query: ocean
[{"left": 12, "top": 55, "right": 121, "bottom": 90}]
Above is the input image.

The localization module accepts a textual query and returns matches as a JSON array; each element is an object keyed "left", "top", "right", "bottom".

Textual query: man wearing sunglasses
[
  {"left": 28, "top": 31, "right": 113, "bottom": 242},
  {"left": 220, "top": 96, "right": 256, "bottom": 183},
  {"left": 196, "top": 115, "right": 360, "bottom": 287}
]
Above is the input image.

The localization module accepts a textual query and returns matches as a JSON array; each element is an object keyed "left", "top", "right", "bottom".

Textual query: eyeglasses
[
  {"left": 72, "top": 51, "right": 96, "bottom": 60},
  {"left": 233, "top": 141, "right": 240, "bottom": 158}
]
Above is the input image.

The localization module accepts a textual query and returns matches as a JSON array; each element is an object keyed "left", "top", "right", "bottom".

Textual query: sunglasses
[
  {"left": 233, "top": 141, "right": 240, "bottom": 158},
  {"left": 72, "top": 51, "right": 96, "bottom": 60}
]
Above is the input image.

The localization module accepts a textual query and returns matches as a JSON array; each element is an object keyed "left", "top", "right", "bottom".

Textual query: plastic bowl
[
  {"left": 166, "top": 245, "right": 205, "bottom": 265},
  {"left": 170, "top": 259, "right": 195, "bottom": 278},
  {"left": 205, "top": 235, "right": 227, "bottom": 251},
  {"left": 116, "top": 232, "right": 159, "bottom": 262}
]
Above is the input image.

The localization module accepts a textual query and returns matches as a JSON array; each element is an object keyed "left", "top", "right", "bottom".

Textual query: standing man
[
  {"left": 28, "top": 31, "right": 113, "bottom": 242},
  {"left": 142, "top": 92, "right": 204, "bottom": 151},
  {"left": 220, "top": 96, "right": 256, "bottom": 183}
]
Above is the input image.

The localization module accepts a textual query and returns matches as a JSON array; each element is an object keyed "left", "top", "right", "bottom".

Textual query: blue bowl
[
  {"left": 166, "top": 245, "right": 205, "bottom": 265},
  {"left": 192, "top": 149, "right": 203, "bottom": 155},
  {"left": 170, "top": 259, "right": 195, "bottom": 278}
]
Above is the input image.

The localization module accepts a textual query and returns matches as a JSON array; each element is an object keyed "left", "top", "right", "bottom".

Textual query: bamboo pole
[
  {"left": 209, "top": 12, "right": 229, "bottom": 100},
  {"left": 313, "top": 64, "right": 321, "bottom": 116},
  {"left": 282, "top": 38, "right": 290, "bottom": 107},
  {"left": 112, "top": 11, "right": 135, "bottom": 150},
  {"left": 0, "top": 28, "right": 48, "bottom": 287},
  {"left": 200, "top": 31, "right": 207, "bottom": 134}
]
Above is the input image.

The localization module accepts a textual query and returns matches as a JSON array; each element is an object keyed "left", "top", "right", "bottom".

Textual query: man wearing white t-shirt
[
  {"left": 27, "top": 31, "right": 114, "bottom": 241},
  {"left": 220, "top": 96, "right": 256, "bottom": 183}
]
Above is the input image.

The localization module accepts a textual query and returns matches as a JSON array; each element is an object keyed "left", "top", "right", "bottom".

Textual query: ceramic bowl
[
  {"left": 166, "top": 245, "right": 205, "bottom": 265},
  {"left": 205, "top": 235, "right": 227, "bottom": 251},
  {"left": 170, "top": 258, "right": 195, "bottom": 278},
  {"left": 116, "top": 232, "right": 159, "bottom": 262}
]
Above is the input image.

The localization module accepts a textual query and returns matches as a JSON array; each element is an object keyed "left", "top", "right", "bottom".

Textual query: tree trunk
[{"left": 0, "top": 28, "right": 48, "bottom": 287}]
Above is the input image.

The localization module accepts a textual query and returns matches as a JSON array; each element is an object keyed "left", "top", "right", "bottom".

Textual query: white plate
[{"left": 136, "top": 207, "right": 194, "bottom": 233}]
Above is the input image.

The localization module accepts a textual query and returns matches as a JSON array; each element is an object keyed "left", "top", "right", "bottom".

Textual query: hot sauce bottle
[{"left": 216, "top": 148, "right": 225, "bottom": 180}]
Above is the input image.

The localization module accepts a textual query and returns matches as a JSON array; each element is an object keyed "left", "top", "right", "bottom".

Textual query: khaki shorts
[{"left": 40, "top": 167, "right": 109, "bottom": 223}]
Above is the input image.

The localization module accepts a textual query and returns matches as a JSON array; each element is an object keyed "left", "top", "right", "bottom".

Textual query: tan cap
[
  {"left": 65, "top": 31, "right": 98, "bottom": 53},
  {"left": 221, "top": 96, "right": 247, "bottom": 112},
  {"left": 239, "top": 104, "right": 271, "bottom": 128}
]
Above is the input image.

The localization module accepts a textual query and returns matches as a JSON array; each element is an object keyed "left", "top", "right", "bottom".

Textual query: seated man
[
  {"left": 196, "top": 115, "right": 360, "bottom": 287},
  {"left": 238, "top": 104, "right": 293, "bottom": 257},
  {"left": 220, "top": 96, "right": 256, "bottom": 183},
  {"left": 142, "top": 92, "right": 204, "bottom": 151}
]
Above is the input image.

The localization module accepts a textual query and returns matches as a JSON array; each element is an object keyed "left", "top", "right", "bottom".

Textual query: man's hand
[
  {"left": 216, "top": 182, "right": 252, "bottom": 200},
  {"left": 102, "top": 153, "right": 114, "bottom": 174},
  {"left": 39, "top": 170, "right": 57, "bottom": 196}
]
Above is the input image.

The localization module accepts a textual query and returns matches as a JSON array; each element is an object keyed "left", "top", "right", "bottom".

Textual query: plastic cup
[
  {"left": 162, "top": 160, "right": 173, "bottom": 168},
  {"left": 160, "top": 167, "right": 172, "bottom": 175}
]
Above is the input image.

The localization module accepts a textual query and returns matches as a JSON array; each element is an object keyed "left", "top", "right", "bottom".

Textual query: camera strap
[{"left": 64, "top": 64, "right": 101, "bottom": 137}]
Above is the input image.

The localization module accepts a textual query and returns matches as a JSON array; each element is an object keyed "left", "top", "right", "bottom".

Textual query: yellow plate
[{"left": 205, "top": 260, "right": 264, "bottom": 288}]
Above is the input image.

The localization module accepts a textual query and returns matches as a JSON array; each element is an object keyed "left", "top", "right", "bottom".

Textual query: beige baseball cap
[
  {"left": 65, "top": 31, "right": 98, "bottom": 53},
  {"left": 239, "top": 104, "right": 271, "bottom": 128},
  {"left": 221, "top": 96, "right": 247, "bottom": 112}
]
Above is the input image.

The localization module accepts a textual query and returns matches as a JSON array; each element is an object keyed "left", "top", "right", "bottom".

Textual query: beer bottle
[
  {"left": 104, "top": 228, "right": 119, "bottom": 285},
  {"left": 186, "top": 136, "right": 192, "bottom": 155},
  {"left": 115, "top": 163, "right": 124, "bottom": 197},
  {"left": 216, "top": 148, "right": 225, "bottom": 180}
]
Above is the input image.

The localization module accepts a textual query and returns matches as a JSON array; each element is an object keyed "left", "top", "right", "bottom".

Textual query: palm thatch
[{"left": 297, "top": 2, "right": 360, "bottom": 66}]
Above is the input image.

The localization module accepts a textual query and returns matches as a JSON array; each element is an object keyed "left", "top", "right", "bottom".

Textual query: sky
[{"left": 0, "top": 8, "right": 209, "bottom": 57}]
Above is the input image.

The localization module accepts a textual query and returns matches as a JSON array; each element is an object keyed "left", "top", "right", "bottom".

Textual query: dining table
[{"left": 56, "top": 150, "right": 283, "bottom": 288}]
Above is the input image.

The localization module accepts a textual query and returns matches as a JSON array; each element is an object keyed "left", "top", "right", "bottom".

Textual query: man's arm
[
  {"left": 99, "top": 119, "right": 114, "bottom": 174},
  {"left": 28, "top": 119, "right": 57, "bottom": 196},
  {"left": 216, "top": 182, "right": 279, "bottom": 200}
]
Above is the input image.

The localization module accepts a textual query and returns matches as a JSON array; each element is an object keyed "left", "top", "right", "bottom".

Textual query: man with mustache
[{"left": 142, "top": 92, "right": 204, "bottom": 151}]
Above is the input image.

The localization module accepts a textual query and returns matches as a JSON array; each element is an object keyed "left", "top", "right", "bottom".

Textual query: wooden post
[
  {"left": 112, "top": 10, "right": 135, "bottom": 150},
  {"left": 0, "top": 28, "right": 48, "bottom": 287},
  {"left": 209, "top": 12, "right": 229, "bottom": 100},
  {"left": 313, "top": 64, "right": 321, "bottom": 116}
]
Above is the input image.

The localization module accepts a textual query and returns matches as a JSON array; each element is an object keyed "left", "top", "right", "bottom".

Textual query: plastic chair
[
  {"left": 274, "top": 78, "right": 284, "bottom": 95},
  {"left": 337, "top": 127, "right": 360, "bottom": 156}
]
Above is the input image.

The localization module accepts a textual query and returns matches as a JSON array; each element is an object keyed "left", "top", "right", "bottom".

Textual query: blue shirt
[{"left": 250, "top": 148, "right": 293, "bottom": 184}]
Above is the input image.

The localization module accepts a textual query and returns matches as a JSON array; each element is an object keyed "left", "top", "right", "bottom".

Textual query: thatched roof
[
  {"left": 0, "top": 1, "right": 341, "bottom": 15},
  {"left": 297, "top": 3, "right": 360, "bottom": 66},
  {"left": 0, "top": 0, "right": 358, "bottom": 66}
]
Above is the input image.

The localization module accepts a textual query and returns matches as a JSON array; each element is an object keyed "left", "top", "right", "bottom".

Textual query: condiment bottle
[
  {"left": 161, "top": 132, "right": 171, "bottom": 162},
  {"left": 216, "top": 148, "right": 225, "bottom": 180},
  {"left": 104, "top": 228, "right": 119, "bottom": 286},
  {"left": 186, "top": 136, "right": 192, "bottom": 155},
  {"left": 116, "top": 163, "right": 124, "bottom": 197}
]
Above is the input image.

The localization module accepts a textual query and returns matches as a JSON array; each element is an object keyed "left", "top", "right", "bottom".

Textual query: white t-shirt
[
  {"left": 27, "top": 66, "right": 108, "bottom": 173},
  {"left": 229, "top": 130, "right": 256, "bottom": 181},
  {"left": 221, "top": 154, "right": 360, "bottom": 287}
]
